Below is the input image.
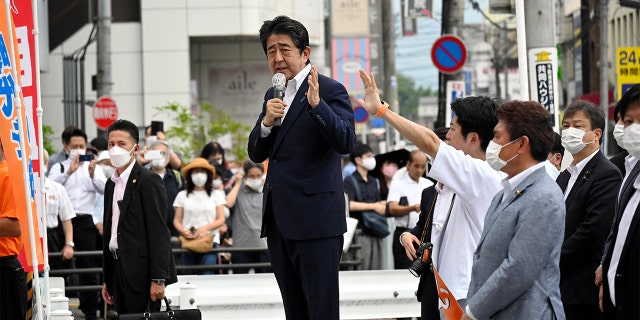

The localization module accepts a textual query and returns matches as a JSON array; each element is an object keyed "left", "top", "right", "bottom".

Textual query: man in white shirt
[
  {"left": 48, "top": 127, "right": 106, "bottom": 320},
  {"left": 359, "top": 69, "right": 504, "bottom": 317},
  {"left": 43, "top": 150, "right": 76, "bottom": 271},
  {"left": 387, "top": 150, "right": 432, "bottom": 269}
]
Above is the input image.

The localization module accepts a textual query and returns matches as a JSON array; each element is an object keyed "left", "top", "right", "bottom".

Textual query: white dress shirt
[
  {"left": 108, "top": 160, "right": 135, "bottom": 251},
  {"left": 49, "top": 159, "right": 106, "bottom": 215},
  {"left": 426, "top": 143, "right": 505, "bottom": 300},
  {"left": 260, "top": 64, "right": 312, "bottom": 138},
  {"left": 563, "top": 149, "right": 598, "bottom": 199},
  {"left": 544, "top": 159, "right": 559, "bottom": 179},
  {"left": 387, "top": 170, "right": 433, "bottom": 228},
  {"left": 44, "top": 178, "right": 76, "bottom": 228},
  {"left": 607, "top": 174, "right": 640, "bottom": 306}
]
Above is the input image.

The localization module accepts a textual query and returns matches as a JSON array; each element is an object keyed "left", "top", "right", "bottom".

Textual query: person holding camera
[
  {"left": 387, "top": 150, "right": 432, "bottom": 270},
  {"left": 49, "top": 127, "right": 107, "bottom": 320},
  {"left": 343, "top": 143, "right": 388, "bottom": 270},
  {"left": 358, "top": 71, "right": 504, "bottom": 316}
]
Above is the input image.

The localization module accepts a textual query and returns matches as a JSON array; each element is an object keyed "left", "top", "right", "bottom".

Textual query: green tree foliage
[
  {"left": 397, "top": 74, "right": 434, "bottom": 120},
  {"left": 42, "top": 125, "right": 55, "bottom": 156},
  {"left": 154, "top": 102, "right": 250, "bottom": 162}
]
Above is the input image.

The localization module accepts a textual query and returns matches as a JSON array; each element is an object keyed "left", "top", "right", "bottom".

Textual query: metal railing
[{"left": 48, "top": 240, "right": 362, "bottom": 293}]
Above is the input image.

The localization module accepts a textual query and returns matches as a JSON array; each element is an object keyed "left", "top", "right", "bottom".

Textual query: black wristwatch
[{"left": 152, "top": 279, "right": 165, "bottom": 285}]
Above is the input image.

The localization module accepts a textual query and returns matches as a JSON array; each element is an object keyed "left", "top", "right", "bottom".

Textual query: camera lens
[{"left": 408, "top": 259, "right": 425, "bottom": 278}]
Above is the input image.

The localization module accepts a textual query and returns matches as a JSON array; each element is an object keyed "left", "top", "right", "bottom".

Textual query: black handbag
[
  {"left": 361, "top": 210, "right": 391, "bottom": 237},
  {"left": 347, "top": 175, "right": 390, "bottom": 237},
  {"left": 118, "top": 297, "right": 202, "bottom": 320}
]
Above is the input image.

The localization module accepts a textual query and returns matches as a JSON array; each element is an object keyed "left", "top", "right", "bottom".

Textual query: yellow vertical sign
[{"left": 616, "top": 47, "right": 640, "bottom": 100}]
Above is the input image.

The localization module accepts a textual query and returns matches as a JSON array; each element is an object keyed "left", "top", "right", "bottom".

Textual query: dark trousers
[
  {"left": 393, "top": 227, "right": 412, "bottom": 269},
  {"left": 0, "top": 256, "right": 27, "bottom": 320},
  {"left": 112, "top": 259, "right": 160, "bottom": 314},
  {"left": 419, "top": 268, "right": 439, "bottom": 319},
  {"left": 72, "top": 215, "right": 99, "bottom": 319},
  {"left": 232, "top": 251, "right": 271, "bottom": 274},
  {"left": 564, "top": 303, "right": 603, "bottom": 320},
  {"left": 265, "top": 208, "right": 343, "bottom": 320}
]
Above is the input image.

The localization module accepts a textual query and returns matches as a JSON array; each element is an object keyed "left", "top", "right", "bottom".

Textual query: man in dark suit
[
  {"left": 556, "top": 101, "right": 622, "bottom": 319},
  {"left": 599, "top": 83, "right": 640, "bottom": 319},
  {"left": 248, "top": 16, "right": 356, "bottom": 320},
  {"left": 101, "top": 120, "right": 177, "bottom": 314}
]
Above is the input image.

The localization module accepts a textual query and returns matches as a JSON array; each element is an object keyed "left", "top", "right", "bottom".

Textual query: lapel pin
[
  {"left": 132, "top": 179, "right": 137, "bottom": 184},
  {"left": 515, "top": 189, "right": 522, "bottom": 197}
]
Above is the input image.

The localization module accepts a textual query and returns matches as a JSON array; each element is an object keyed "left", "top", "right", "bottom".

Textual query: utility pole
[
  {"left": 436, "top": 0, "right": 464, "bottom": 128},
  {"left": 96, "top": 0, "right": 112, "bottom": 137},
  {"left": 382, "top": 0, "right": 398, "bottom": 151},
  {"left": 599, "top": 0, "right": 608, "bottom": 145},
  {"left": 522, "top": 0, "right": 560, "bottom": 131}
]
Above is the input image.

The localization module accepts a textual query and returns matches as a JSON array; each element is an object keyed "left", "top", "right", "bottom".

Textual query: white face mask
[
  {"left": 108, "top": 145, "right": 136, "bottom": 168},
  {"left": 613, "top": 123, "right": 625, "bottom": 149},
  {"left": 191, "top": 172, "right": 208, "bottom": 187},
  {"left": 486, "top": 139, "right": 520, "bottom": 171},
  {"left": 623, "top": 124, "right": 640, "bottom": 159},
  {"left": 361, "top": 157, "right": 377, "bottom": 171},
  {"left": 69, "top": 148, "right": 86, "bottom": 159},
  {"left": 150, "top": 158, "right": 168, "bottom": 169},
  {"left": 246, "top": 178, "right": 264, "bottom": 192},
  {"left": 100, "top": 164, "right": 115, "bottom": 177},
  {"left": 561, "top": 127, "right": 594, "bottom": 154},
  {"left": 212, "top": 179, "right": 223, "bottom": 189}
]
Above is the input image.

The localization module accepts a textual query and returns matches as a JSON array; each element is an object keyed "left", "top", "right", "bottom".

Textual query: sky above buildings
[{"left": 395, "top": 0, "right": 488, "bottom": 89}]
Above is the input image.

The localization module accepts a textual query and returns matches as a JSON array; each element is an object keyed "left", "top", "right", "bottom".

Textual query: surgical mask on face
[
  {"left": 246, "top": 178, "right": 263, "bottom": 192},
  {"left": 212, "top": 179, "right": 223, "bottom": 189},
  {"left": 561, "top": 127, "right": 594, "bottom": 154},
  {"left": 69, "top": 148, "right": 86, "bottom": 159},
  {"left": 381, "top": 163, "right": 398, "bottom": 179},
  {"left": 150, "top": 158, "right": 168, "bottom": 169},
  {"left": 623, "top": 124, "right": 640, "bottom": 159},
  {"left": 485, "top": 139, "right": 520, "bottom": 171},
  {"left": 361, "top": 157, "right": 377, "bottom": 171},
  {"left": 191, "top": 172, "right": 208, "bottom": 187},
  {"left": 108, "top": 145, "right": 136, "bottom": 168},
  {"left": 613, "top": 123, "right": 625, "bottom": 149},
  {"left": 100, "top": 164, "right": 115, "bottom": 177}
]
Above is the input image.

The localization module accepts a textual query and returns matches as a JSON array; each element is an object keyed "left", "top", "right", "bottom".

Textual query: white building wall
[{"left": 42, "top": 0, "right": 325, "bottom": 147}]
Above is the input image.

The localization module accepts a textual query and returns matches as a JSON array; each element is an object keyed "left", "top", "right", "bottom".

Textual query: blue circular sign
[
  {"left": 431, "top": 35, "right": 467, "bottom": 74},
  {"left": 353, "top": 106, "right": 369, "bottom": 123}
]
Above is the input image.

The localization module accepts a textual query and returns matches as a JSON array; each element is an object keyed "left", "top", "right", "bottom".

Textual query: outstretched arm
[{"left": 358, "top": 70, "right": 441, "bottom": 158}]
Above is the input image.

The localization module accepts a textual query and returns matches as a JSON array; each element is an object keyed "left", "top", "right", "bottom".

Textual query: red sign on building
[{"left": 93, "top": 96, "right": 118, "bottom": 130}]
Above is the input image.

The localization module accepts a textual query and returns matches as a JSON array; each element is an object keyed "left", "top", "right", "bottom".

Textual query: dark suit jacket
[
  {"left": 602, "top": 162, "right": 640, "bottom": 319},
  {"left": 408, "top": 185, "right": 438, "bottom": 319},
  {"left": 556, "top": 151, "right": 622, "bottom": 305},
  {"left": 103, "top": 162, "right": 177, "bottom": 294},
  {"left": 248, "top": 71, "right": 356, "bottom": 240}
]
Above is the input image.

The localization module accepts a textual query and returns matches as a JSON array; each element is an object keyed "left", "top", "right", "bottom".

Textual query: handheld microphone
[{"left": 272, "top": 73, "right": 286, "bottom": 127}]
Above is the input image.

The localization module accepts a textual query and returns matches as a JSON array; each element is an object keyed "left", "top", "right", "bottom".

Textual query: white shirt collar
[
  {"left": 567, "top": 149, "right": 598, "bottom": 177},
  {"left": 287, "top": 64, "right": 312, "bottom": 94},
  {"left": 501, "top": 162, "right": 545, "bottom": 202},
  {"left": 111, "top": 159, "right": 135, "bottom": 184}
]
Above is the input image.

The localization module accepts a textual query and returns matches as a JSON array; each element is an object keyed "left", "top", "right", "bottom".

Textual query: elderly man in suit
[
  {"left": 556, "top": 101, "right": 621, "bottom": 319},
  {"left": 248, "top": 16, "right": 356, "bottom": 320},
  {"left": 101, "top": 120, "right": 177, "bottom": 314}
]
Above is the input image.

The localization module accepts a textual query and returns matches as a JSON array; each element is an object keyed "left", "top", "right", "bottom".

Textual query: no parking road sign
[{"left": 431, "top": 35, "right": 467, "bottom": 74}]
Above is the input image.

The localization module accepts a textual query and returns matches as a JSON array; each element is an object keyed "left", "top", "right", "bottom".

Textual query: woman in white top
[{"left": 173, "top": 158, "right": 225, "bottom": 275}]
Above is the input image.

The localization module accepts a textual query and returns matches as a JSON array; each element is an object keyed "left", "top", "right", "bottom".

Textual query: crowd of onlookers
[{"left": 44, "top": 124, "right": 268, "bottom": 320}]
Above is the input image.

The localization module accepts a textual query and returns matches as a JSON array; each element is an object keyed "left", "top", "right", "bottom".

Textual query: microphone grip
[{"left": 273, "top": 87, "right": 284, "bottom": 127}]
